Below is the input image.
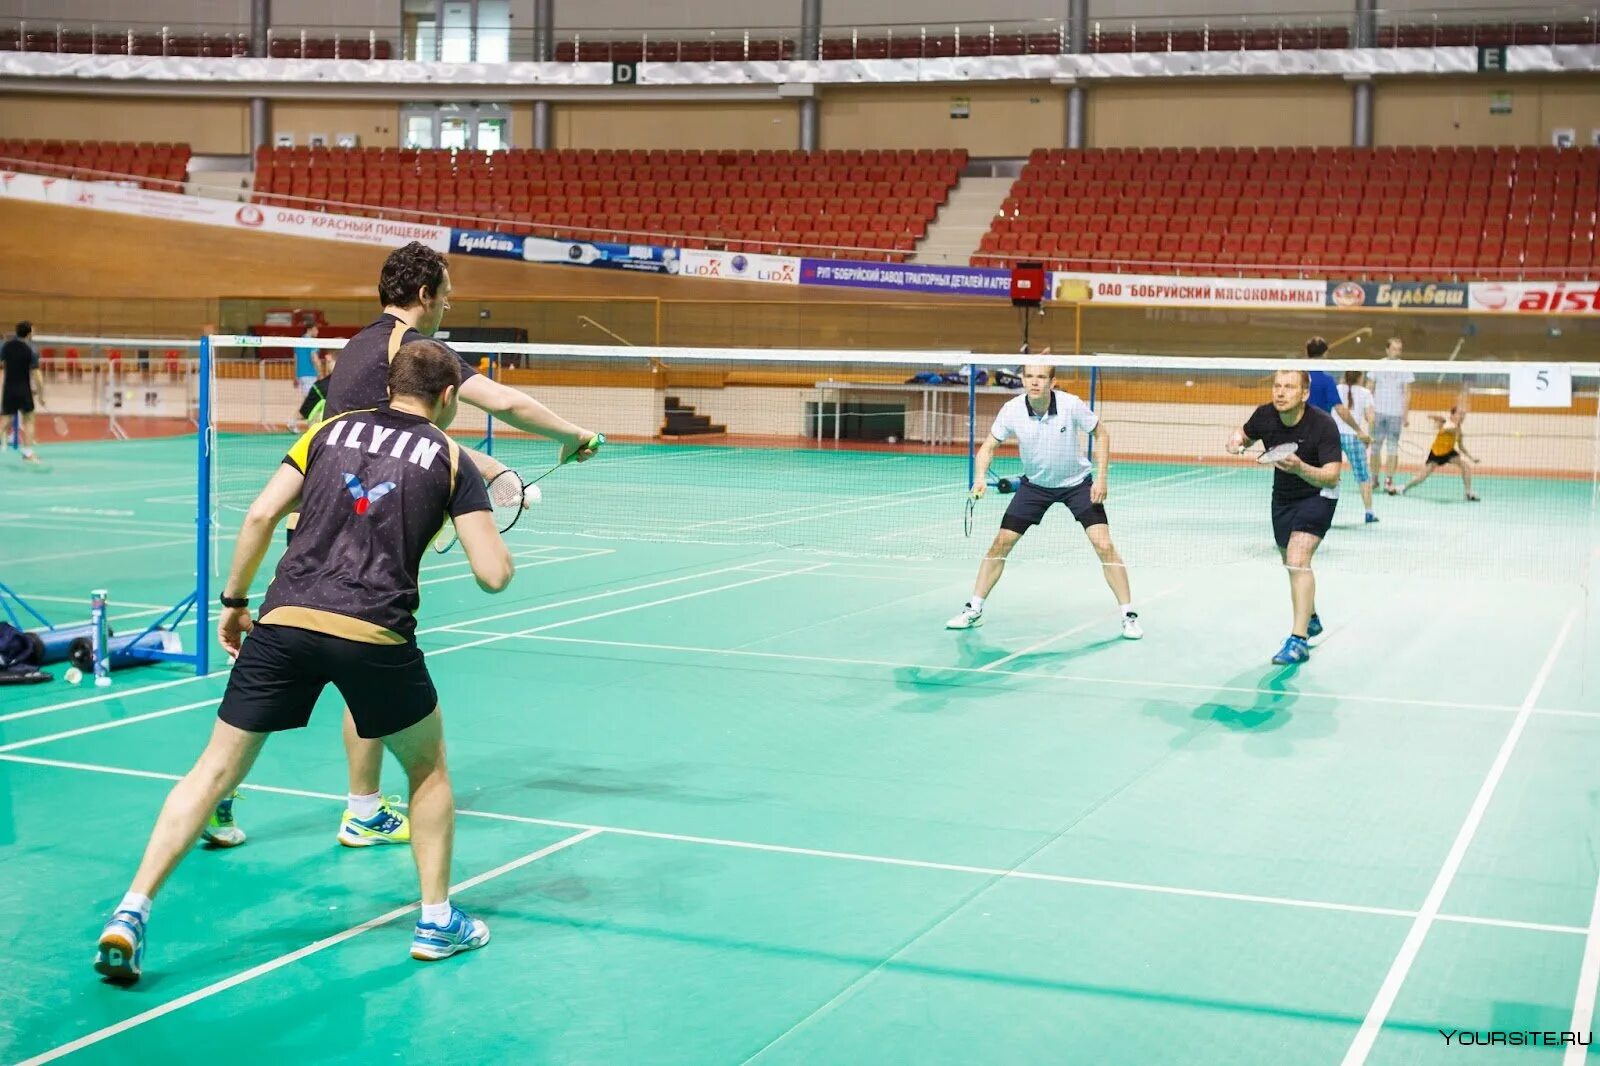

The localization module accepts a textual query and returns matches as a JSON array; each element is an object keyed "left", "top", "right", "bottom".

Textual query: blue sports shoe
[
  {"left": 1271, "top": 636, "right": 1311, "bottom": 666},
  {"left": 411, "top": 905, "right": 491, "bottom": 962},
  {"left": 94, "top": 910, "right": 146, "bottom": 983},
  {"left": 337, "top": 798, "right": 410, "bottom": 848},
  {"left": 1307, "top": 613, "right": 1324, "bottom": 639}
]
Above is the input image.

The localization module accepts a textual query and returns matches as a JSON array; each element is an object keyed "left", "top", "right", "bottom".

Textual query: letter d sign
[{"left": 612, "top": 61, "right": 637, "bottom": 85}]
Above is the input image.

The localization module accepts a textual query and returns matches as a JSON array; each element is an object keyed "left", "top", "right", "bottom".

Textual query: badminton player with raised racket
[{"left": 1228, "top": 369, "right": 1343, "bottom": 666}]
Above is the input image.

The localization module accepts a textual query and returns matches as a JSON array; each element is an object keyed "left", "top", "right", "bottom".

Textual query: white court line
[
  {"left": 4, "top": 538, "right": 192, "bottom": 567},
  {"left": 0, "top": 674, "right": 223, "bottom": 725},
  {"left": 0, "top": 514, "right": 196, "bottom": 535},
  {"left": 1, "top": 751, "right": 1581, "bottom": 941},
  {"left": 730, "top": 484, "right": 957, "bottom": 533},
  {"left": 0, "top": 519, "right": 188, "bottom": 541},
  {"left": 10, "top": 593, "right": 172, "bottom": 611},
  {"left": 978, "top": 589, "right": 1176, "bottom": 674},
  {"left": 1341, "top": 604, "right": 1581, "bottom": 1066},
  {"left": 416, "top": 548, "right": 613, "bottom": 588},
  {"left": 1562, "top": 872, "right": 1600, "bottom": 1065},
  {"left": 427, "top": 564, "right": 825, "bottom": 658},
  {"left": 417, "top": 561, "right": 772, "bottom": 635},
  {"left": 0, "top": 699, "right": 220, "bottom": 754},
  {"left": 15, "top": 828, "right": 602, "bottom": 1066},
  {"left": 682, "top": 482, "right": 953, "bottom": 532},
  {"left": 0, "top": 559, "right": 776, "bottom": 726},
  {"left": 442, "top": 630, "right": 1529, "bottom": 718}
]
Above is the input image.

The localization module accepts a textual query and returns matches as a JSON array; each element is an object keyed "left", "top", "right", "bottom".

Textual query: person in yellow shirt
[{"left": 1400, "top": 403, "right": 1480, "bottom": 501}]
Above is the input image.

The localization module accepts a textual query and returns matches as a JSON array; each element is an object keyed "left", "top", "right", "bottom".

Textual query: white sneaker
[
  {"left": 1120, "top": 612, "right": 1143, "bottom": 640},
  {"left": 945, "top": 604, "right": 983, "bottom": 630}
]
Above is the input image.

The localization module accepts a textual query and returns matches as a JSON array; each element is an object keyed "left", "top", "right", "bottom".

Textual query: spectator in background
[
  {"left": 1365, "top": 336, "right": 1414, "bottom": 496},
  {"left": 2, "top": 321, "right": 42, "bottom": 463},
  {"left": 294, "top": 324, "right": 324, "bottom": 404}
]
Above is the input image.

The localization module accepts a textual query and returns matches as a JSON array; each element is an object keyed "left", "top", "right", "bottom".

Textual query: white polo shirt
[
  {"left": 1367, "top": 360, "right": 1415, "bottom": 417},
  {"left": 990, "top": 389, "right": 1098, "bottom": 489}
]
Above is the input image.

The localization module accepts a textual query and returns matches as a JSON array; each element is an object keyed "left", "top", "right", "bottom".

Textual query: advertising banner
[
  {"left": 676, "top": 248, "right": 800, "bottom": 285},
  {"left": 1051, "top": 271, "right": 1326, "bottom": 308},
  {"left": 801, "top": 259, "right": 1014, "bottom": 296},
  {"left": 1326, "top": 280, "right": 1470, "bottom": 309},
  {"left": 1469, "top": 281, "right": 1600, "bottom": 314}
]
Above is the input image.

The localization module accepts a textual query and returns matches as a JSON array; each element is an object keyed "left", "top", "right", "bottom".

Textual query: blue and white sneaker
[
  {"left": 93, "top": 910, "right": 146, "bottom": 983},
  {"left": 410, "top": 906, "right": 491, "bottom": 962},
  {"left": 1271, "top": 635, "right": 1311, "bottom": 666},
  {"left": 337, "top": 799, "right": 411, "bottom": 848}
]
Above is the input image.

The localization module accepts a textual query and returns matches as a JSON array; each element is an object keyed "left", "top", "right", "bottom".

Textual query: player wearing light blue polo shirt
[{"left": 947, "top": 363, "right": 1141, "bottom": 639}]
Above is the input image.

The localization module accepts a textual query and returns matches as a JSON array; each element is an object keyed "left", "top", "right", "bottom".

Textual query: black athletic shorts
[
  {"left": 1425, "top": 450, "right": 1460, "bottom": 467},
  {"left": 1271, "top": 495, "right": 1337, "bottom": 549},
  {"left": 1001, "top": 476, "right": 1108, "bottom": 534},
  {"left": 1, "top": 390, "right": 33, "bottom": 416},
  {"left": 217, "top": 623, "right": 437, "bottom": 739}
]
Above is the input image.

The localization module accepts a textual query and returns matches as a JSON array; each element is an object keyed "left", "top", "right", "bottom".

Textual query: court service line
[
  {"left": 0, "top": 559, "right": 780, "bottom": 726},
  {"left": 4, "top": 538, "right": 193, "bottom": 567},
  {"left": 427, "top": 564, "right": 827, "bottom": 658},
  {"left": 682, "top": 482, "right": 955, "bottom": 532},
  {"left": 1561, "top": 871, "right": 1600, "bottom": 1065},
  {"left": 11, "top": 593, "right": 173, "bottom": 611},
  {"left": 0, "top": 699, "right": 221, "bottom": 754},
  {"left": 0, "top": 751, "right": 1581, "bottom": 941},
  {"left": 416, "top": 548, "right": 613, "bottom": 588},
  {"left": 15, "top": 828, "right": 602, "bottom": 1066},
  {"left": 1341, "top": 604, "right": 1581, "bottom": 1066},
  {"left": 442, "top": 630, "right": 1527, "bottom": 717},
  {"left": 978, "top": 589, "right": 1177, "bottom": 673},
  {"left": 0, "top": 517, "right": 193, "bottom": 539},
  {"left": 418, "top": 560, "right": 778, "bottom": 635}
]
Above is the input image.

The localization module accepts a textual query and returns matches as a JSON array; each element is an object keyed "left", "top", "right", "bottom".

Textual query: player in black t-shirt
[
  {"left": 1228, "top": 369, "right": 1344, "bottom": 666},
  {"left": 94, "top": 341, "right": 514, "bottom": 984},
  {"left": 1, "top": 320, "right": 42, "bottom": 462},
  {"left": 246, "top": 243, "right": 604, "bottom": 850}
]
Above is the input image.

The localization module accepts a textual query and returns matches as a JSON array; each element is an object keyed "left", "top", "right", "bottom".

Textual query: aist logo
[{"left": 343, "top": 473, "right": 396, "bottom": 515}]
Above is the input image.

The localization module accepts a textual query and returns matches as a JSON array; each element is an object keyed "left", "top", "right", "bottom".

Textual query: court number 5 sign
[{"left": 1508, "top": 365, "right": 1572, "bottom": 408}]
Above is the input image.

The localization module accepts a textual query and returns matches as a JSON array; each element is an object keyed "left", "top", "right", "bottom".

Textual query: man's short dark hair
[
  {"left": 1275, "top": 368, "right": 1311, "bottom": 389},
  {"left": 388, "top": 339, "right": 460, "bottom": 403},
  {"left": 379, "top": 242, "right": 448, "bottom": 309},
  {"left": 15, "top": 321, "right": 31, "bottom": 339},
  {"left": 1304, "top": 336, "right": 1329, "bottom": 358}
]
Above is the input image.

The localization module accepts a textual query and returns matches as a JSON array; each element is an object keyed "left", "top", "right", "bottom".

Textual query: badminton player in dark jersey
[
  {"left": 210, "top": 241, "right": 602, "bottom": 851},
  {"left": 95, "top": 340, "right": 513, "bottom": 983},
  {"left": 1227, "top": 369, "right": 1344, "bottom": 666}
]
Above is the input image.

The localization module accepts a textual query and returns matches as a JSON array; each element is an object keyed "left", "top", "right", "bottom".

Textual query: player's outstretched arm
[
  {"left": 971, "top": 435, "right": 999, "bottom": 495},
  {"left": 219, "top": 465, "right": 303, "bottom": 654},
  {"left": 1226, "top": 428, "right": 1254, "bottom": 455},
  {"left": 457, "top": 375, "right": 601, "bottom": 463},
  {"left": 453, "top": 509, "right": 515, "bottom": 593}
]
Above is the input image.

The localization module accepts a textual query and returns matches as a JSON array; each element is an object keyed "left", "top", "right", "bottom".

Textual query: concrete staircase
[{"left": 909, "top": 176, "right": 1012, "bottom": 266}]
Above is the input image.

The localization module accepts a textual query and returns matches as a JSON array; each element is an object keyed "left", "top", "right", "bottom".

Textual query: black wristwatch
[{"left": 219, "top": 594, "right": 249, "bottom": 609}]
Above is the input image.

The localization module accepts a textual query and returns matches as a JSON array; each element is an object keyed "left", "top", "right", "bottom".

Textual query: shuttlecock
[
  {"left": 524, "top": 483, "right": 542, "bottom": 505},
  {"left": 64, "top": 667, "right": 82, "bottom": 685}
]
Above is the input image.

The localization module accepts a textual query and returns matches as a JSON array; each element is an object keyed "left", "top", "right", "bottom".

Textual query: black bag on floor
[{"left": 0, "top": 622, "right": 49, "bottom": 684}]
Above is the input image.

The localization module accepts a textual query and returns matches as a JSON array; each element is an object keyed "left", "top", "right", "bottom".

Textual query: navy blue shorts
[
  {"left": 1001, "top": 477, "right": 1107, "bottom": 534},
  {"left": 1271, "top": 495, "right": 1337, "bottom": 549},
  {"left": 218, "top": 623, "right": 436, "bottom": 739}
]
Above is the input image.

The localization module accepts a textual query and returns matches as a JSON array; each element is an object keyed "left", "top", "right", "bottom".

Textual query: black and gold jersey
[
  {"left": 325, "top": 314, "right": 479, "bottom": 416},
  {"left": 259, "top": 407, "right": 492, "bottom": 644}
]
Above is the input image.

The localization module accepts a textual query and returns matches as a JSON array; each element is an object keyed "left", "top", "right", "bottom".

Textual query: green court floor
[{"left": 1, "top": 434, "right": 1597, "bottom": 1065}]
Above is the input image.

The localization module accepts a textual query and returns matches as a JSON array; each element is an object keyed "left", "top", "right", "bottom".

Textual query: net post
[
  {"left": 195, "top": 334, "right": 212, "bottom": 676},
  {"left": 483, "top": 351, "right": 497, "bottom": 457},
  {"left": 967, "top": 361, "right": 977, "bottom": 489}
]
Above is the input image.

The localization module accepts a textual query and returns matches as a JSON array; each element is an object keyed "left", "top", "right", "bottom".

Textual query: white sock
[
  {"left": 420, "top": 900, "right": 453, "bottom": 926},
  {"left": 21, "top": 448, "right": 34, "bottom": 458},
  {"left": 348, "top": 792, "right": 382, "bottom": 820},
  {"left": 118, "top": 891, "right": 153, "bottom": 921},
  {"left": 1121, "top": 603, "right": 1136, "bottom": 617},
  {"left": 968, "top": 595, "right": 985, "bottom": 611}
]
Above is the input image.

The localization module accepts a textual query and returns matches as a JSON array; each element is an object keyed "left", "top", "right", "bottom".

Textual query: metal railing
[{"left": 2, "top": 6, "right": 1595, "bottom": 63}]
